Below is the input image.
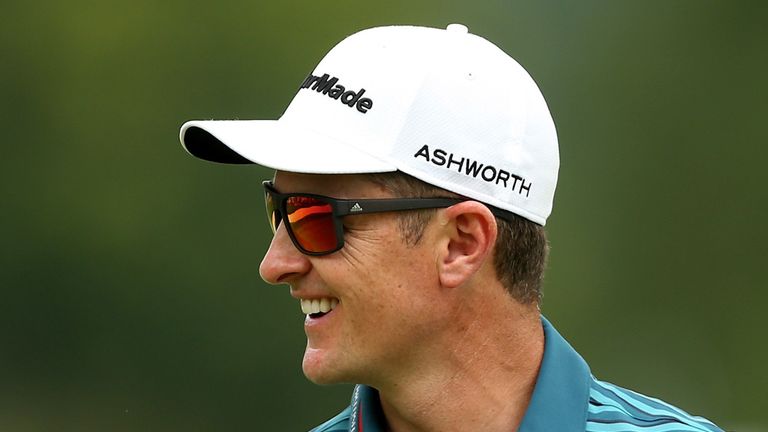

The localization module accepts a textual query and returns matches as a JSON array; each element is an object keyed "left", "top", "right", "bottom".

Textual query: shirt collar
[
  {"left": 350, "top": 384, "right": 387, "bottom": 432},
  {"left": 350, "top": 316, "right": 591, "bottom": 432},
  {"left": 518, "top": 316, "right": 591, "bottom": 432}
]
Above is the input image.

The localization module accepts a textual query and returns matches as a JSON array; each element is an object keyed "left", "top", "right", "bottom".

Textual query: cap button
[{"left": 446, "top": 23, "right": 469, "bottom": 34}]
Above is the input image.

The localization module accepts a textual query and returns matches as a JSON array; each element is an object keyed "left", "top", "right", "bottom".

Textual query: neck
[{"left": 375, "top": 289, "right": 544, "bottom": 432}]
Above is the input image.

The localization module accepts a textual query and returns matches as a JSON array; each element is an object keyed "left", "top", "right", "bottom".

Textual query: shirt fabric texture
[{"left": 309, "top": 317, "right": 723, "bottom": 432}]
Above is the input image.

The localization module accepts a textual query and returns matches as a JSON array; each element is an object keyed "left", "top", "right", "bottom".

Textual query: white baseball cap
[{"left": 180, "top": 23, "right": 559, "bottom": 225}]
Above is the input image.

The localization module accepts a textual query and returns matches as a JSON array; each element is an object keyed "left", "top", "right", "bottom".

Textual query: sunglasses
[{"left": 263, "top": 181, "right": 465, "bottom": 256}]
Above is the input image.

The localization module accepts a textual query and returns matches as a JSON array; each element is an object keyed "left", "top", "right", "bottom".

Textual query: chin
[
  {"left": 303, "top": 370, "right": 342, "bottom": 385},
  {"left": 302, "top": 347, "right": 353, "bottom": 385}
]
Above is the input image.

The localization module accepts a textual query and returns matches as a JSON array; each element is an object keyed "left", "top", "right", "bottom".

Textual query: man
[{"left": 179, "top": 24, "right": 723, "bottom": 432}]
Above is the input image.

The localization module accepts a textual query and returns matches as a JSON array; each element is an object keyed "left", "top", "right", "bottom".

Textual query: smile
[{"left": 300, "top": 298, "right": 340, "bottom": 318}]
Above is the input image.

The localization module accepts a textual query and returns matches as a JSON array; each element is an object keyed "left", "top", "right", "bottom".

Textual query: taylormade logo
[
  {"left": 300, "top": 73, "right": 373, "bottom": 114},
  {"left": 414, "top": 145, "right": 532, "bottom": 197}
]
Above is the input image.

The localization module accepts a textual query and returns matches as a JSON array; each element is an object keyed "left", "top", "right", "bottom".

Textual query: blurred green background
[{"left": 2, "top": 1, "right": 766, "bottom": 430}]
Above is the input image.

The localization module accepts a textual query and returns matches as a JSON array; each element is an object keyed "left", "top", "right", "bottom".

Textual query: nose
[{"left": 259, "top": 224, "right": 312, "bottom": 285}]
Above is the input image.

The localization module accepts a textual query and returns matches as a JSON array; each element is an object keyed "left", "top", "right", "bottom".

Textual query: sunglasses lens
[
  {"left": 264, "top": 189, "right": 280, "bottom": 232},
  {"left": 285, "top": 196, "right": 337, "bottom": 253}
]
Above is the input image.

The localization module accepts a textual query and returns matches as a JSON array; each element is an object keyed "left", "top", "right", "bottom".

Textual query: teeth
[{"left": 300, "top": 298, "right": 339, "bottom": 315}]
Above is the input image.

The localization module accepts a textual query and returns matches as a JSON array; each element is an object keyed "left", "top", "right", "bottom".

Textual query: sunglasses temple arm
[{"left": 336, "top": 198, "right": 465, "bottom": 216}]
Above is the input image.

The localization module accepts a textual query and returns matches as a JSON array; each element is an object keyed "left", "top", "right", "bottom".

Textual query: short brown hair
[{"left": 369, "top": 172, "right": 548, "bottom": 304}]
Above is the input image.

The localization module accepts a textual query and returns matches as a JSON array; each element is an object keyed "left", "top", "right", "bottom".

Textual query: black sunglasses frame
[{"left": 263, "top": 181, "right": 466, "bottom": 256}]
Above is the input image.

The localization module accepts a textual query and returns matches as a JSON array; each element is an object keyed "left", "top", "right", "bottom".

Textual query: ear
[{"left": 436, "top": 201, "right": 498, "bottom": 289}]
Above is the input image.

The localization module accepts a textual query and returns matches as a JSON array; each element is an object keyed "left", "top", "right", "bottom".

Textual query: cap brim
[{"left": 179, "top": 120, "right": 397, "bottom": 174}]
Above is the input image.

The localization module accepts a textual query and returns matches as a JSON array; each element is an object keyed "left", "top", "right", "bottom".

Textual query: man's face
[{"left": 259, "top": 172, "right": 449, "bottom": 385}]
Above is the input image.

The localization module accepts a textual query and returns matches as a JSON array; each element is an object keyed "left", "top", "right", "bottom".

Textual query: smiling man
[{"left": 180, "top": 24, "right": 722, "bottom": 432}]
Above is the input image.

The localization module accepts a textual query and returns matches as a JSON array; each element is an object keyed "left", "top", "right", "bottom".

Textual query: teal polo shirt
[{"left": 310, "top": 317, "right": 723, "bottom": 432}]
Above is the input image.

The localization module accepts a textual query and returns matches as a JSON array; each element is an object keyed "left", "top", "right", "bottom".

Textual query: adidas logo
[{"left": 350, "top": 203, "right": 364, "bottom": 212}]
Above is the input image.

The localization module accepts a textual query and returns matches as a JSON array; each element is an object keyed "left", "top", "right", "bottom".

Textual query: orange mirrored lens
[{"left": 285, "top": 196, "right": 337, "bottom": 252}]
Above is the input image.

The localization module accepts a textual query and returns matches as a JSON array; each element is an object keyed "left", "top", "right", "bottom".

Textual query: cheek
[
  {"left": 372, "top": 248, "right": 441, "bottom": 323},
  {"left": 332, "top": 219, "right": 441, "bottom": 313}
]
